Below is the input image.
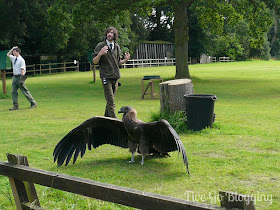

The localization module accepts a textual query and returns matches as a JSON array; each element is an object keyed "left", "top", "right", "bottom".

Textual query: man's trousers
[
  {"left": 102, "top": 79, "right": 118, "bottom": 118},
  {"left": 12, "top": 76, "right": 36, "bottom": 106}
]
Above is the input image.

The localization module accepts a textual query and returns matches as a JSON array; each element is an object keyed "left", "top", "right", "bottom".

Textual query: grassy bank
[{"left": 0, "top": 60, "right": 279, "bottom": 209}]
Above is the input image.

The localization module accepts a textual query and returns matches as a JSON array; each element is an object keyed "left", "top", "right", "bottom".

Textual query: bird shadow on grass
[{"left": 51, "top": 155, "right": 188, "bottom": 182}]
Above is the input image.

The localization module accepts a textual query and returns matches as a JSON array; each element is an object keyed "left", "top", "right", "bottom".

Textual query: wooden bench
[{"left": 141, "top": 76, "right": 163, "bottom": 99}]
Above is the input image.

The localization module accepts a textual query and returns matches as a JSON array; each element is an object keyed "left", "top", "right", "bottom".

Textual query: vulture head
[
  {"left": 118, "top": 105, "right": 133, "bottom": 115},
  {"left": 53, "top": 106, "right": 190, "bottom": 174}
]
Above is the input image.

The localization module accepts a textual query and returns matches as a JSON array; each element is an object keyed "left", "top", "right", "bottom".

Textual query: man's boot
[
  {"left": 29, "top": 103, "right": 37, "bottom": 109},
  {"left": 9, "top": 105, "right": 19, "bottom": 111}
]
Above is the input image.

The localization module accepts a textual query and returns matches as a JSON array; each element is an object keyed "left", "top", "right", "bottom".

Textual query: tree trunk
[
  {"left": 160, "top": 79, "right": 194, "bottom": 114},
  {"left": 171, "top": 0, "right": 192, "bottom": 79},
  {"left": 271, "top": 9, "right": 278, "bottom": 47}
]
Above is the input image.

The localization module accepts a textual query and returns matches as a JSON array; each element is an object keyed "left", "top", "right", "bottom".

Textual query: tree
[
  {"left": 0, "top": 0, "right": 51, "bottom": 54},
  {"left": 171, "top": 0, "right": 273, "bottom": 78},
  {"left": 268, "top": 9, "right": 280, "bottom": 58},
  {"left": 2, "top": 0, "right": 278, "bottom": 73},
  {"left": 39, "top": 0, "right": 138, "bottom": 60},
  {"left": 141, "top": 4, "right": 209, "bottom": 61},
  {"left": 42, "top": 0, "right": 74, "bottom": 58},
  {"left": 147, "top": 5, "right": 174, "bottom": 42},
  {"left": 120, "top": 0, "right": 274, "bottom": 78},
  {"left": 129, "top": 14, "right": 150, "bottom": 54}
]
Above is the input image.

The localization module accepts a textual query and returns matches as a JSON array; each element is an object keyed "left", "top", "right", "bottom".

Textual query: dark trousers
[
  {"left": 12, "top": 76, "right": 36, "bottom": 106},
  {"left": 103, "top": 79, "right": 118, "bottom": 118}
]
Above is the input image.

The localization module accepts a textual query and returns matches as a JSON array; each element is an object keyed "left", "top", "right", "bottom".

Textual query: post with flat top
[
  {"left": 219, "top": 191, "right": 255, "bottom": 210},
  {"left": 49, "top": 63, "right": 51, "bottom": 74},
  {"left": 76, "top": 61, "right": 79, "bottom": 71},
  {"left": 1, "top": 70, "right": 7, "bottom": 94},
  {"left": 91, "top": 64, "right": 96, "bottom": 82},
  {"left": 6, "top": 153, "right": 41, "bottom": 209}
]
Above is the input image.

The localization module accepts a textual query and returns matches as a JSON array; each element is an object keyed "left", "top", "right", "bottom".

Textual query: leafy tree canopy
[{"left": 1, "top": 0, "right": 279, "bottom": 77}]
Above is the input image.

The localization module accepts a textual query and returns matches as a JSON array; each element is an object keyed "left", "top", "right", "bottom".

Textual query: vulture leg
[
  {"left": 129, "top": 151, "right": 135, "bottom": 163},
  {"left": 141, "top": 155, "right": 145, "bottom": 165},
  {"left": 139, "top": 138, "right": 149, "bottom": 165},
  {"left": 128, "top": 140, "right": 137, "bottom": 163}
]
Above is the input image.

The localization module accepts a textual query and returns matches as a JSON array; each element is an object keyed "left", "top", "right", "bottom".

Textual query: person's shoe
[
  {"left": 29, "top": 103, "right": 37, "bottom": 109},
  {"left": 9, "top": 105, "right": 19, "bottom": 111}
]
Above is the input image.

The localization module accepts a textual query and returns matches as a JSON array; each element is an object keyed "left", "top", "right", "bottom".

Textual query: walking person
[
  {"left": 7, "top": 46, "right": 37, "bottom": 111},
  {"left": 92, "top": 27, "right": 130, "bottom": 118}
]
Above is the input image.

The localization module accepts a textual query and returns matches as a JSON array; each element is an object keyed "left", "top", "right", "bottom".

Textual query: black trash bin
[{"left": 184, "top": 94, "right": 217, "bottom": 131}]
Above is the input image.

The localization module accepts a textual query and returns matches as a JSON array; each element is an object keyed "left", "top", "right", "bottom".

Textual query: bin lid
[
  {"left": 184, "top": 94, "right": 217, "bottom": 100},
  {"left": 143, "top": 75, "right": 160, "bottom": 80}
]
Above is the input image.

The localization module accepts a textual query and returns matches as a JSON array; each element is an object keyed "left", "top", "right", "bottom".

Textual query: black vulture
[{"left": 53, "top": 106, "right": 190, "bottom": 174}]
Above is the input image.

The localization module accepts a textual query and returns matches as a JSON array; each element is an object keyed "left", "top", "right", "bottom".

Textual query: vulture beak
[
  {"left": 118, "top": 107, "right": 124, "bottom": 114},
  {"left": 118, "top": 106, "right": 132, "bottom": 114}
]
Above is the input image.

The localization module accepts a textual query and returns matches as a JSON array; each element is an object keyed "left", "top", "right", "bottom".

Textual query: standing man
[
  {"left": 92, "top": 27, "right": 130, "bottom": 118},
  {"left": 7, "top": 46, "right": 37, "bottom": 111}
]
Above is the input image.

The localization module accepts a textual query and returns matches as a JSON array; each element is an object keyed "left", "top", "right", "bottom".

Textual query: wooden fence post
[
  {"left": 32, "top": 64, "right": 35, "bottom": 75},
  {"left": 63, "top": 62, "right": 66, "bottom": 72},
  {"left": 76, "top": 61, "right": 79, "bottom": 71},
  {"left": 49, "top": 63, "right": 51, "bottom": 74},
  {"left": 93, "top": 64, "right": 96, "bottom": 82},
  {"left": 6, "top": 153, "right": 41, "bottom": 209},
  {"left": 219, "top": 191, "right": 255, "bottom": 210},
  {"left": 1, "top": 70, "right": 7, "bottom": 94}
]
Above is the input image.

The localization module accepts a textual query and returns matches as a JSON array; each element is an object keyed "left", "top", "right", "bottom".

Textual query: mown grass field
[{"left": 0, "top": 60, "right": 279, "bottom": 209}]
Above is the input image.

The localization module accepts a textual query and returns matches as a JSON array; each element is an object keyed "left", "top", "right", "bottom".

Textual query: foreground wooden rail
[{"left": 0, "top": 154, "right": 255, "bottom": 209}]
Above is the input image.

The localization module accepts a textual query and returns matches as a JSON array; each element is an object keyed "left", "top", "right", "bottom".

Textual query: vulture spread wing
[
  {"left": 53, "top": 116, "right": 128, "bottom": 166},
  {"left": 142, "top": 119, "right": 190, "bottom": 174}
]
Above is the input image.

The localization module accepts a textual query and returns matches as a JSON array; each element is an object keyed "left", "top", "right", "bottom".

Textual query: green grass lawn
[{"left": 0, "top": 60, "right": 279, "bottom": 209}]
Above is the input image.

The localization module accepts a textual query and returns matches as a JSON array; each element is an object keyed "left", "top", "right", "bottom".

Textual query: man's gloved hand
[{"left": 19, "top": 75, "right": 27, "bottom": 84}]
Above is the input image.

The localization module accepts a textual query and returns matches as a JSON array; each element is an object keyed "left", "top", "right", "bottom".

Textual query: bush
[
  {"left": 150, "top": 111, "right": 188, "bottom": 133},
  {"left": 211, "top": 34, "right": 245, "bottom": 61}
]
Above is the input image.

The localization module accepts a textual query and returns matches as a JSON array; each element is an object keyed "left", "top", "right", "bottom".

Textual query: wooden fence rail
[
  {"left": 1, "top": 61, "right": 80, "bottom": 94},
  {"left": 3, "top": 61, "right": 79, "bottom": 76},
  {"left": 219, "top": 57, "right": 231, "bottom": 62},
  {"left": 122, "top": 58, "right": 192, "bottom": 68},
  {"left": 0, "top": 58, "right": 179, "bottom": 94},
  {"left": 0, "top": 154, "right": 255, "bottom": 210},
  {"left": 123, "top": 58, "right": 177, "bottom": 68}
]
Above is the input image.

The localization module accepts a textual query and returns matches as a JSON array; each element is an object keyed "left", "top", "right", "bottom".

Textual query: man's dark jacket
[{"left": 93, "top": 40, "right": 121, "bottom": 79}]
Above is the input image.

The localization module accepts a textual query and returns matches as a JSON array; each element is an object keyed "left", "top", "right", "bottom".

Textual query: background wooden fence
[
  {"left": 7, "top": 61, "right": 79, "bottom": 76},
  {"left": 0, "top": 153, "right": 255, "bottom": 210},
  {"left": 1, "top": 58, "right": 178, "bottom": 94},
  {"left": 0, "top": 61, "right": 80, "bottom": 95},
  {"left": 123, "top": 58, "right": 177, "bottom": 68}
]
